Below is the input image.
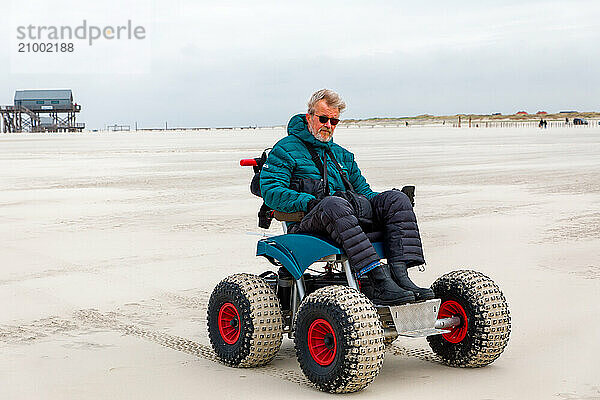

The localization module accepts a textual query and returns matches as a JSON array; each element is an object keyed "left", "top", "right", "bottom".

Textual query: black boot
[
  {"left": 389, "top": 262, "right": 435, "bottom": 301},
  {"left": 366, "top": 264, "right": 415, "bottom": 306}
]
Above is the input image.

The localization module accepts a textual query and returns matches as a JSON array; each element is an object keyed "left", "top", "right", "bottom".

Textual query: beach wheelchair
[{"left": 206, "top": 156, "right": 511, "bottom": 393}]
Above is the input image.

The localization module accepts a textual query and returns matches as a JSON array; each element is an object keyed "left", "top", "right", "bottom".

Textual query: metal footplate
[{"left": 378, "top": 299, "right": 452, "bottom": 339}]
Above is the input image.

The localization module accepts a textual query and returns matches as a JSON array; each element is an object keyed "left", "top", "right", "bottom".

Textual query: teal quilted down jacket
[{"left": 260, "top": 114, "right": 376, "bottom": 213}]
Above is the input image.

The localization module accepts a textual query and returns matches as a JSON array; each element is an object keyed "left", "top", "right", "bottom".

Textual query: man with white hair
[{"left": 260, "top": 89, "right": 433, "bottom": 306}]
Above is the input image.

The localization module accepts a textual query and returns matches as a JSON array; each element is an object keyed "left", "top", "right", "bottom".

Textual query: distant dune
[{"left": 342, "top": 111, "right": 600, "bottom": 126}]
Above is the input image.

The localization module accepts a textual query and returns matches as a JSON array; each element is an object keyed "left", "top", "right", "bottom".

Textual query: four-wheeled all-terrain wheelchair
[{"left": 206, "top": 156, "right": 511, "bottom": 393}]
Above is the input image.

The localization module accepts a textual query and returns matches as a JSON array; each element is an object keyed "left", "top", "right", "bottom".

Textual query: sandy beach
[{"left": 1, "top": 126, "right": 599, "bottom": 399}]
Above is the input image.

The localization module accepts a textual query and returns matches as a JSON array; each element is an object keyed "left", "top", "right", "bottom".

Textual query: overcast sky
[{"left": 1, "top": 0, "right": 599, "bottom": 129}]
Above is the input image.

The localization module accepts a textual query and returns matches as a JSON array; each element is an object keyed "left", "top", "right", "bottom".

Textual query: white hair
[{"left": 307, "top": 89, "right": 346, "bottom": 114}]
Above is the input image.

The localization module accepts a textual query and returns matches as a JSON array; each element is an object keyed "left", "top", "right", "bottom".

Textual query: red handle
[{"left": 240, "top": 159, "right": 258, "bottom": 167}]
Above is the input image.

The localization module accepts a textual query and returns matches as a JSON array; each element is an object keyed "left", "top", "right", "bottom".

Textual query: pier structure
[{"left": 1, "top": 89, "right": 85, "bottom": 133}]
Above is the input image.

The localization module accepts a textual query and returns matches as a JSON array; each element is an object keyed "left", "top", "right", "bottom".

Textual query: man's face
[{"left": 306, "top": 99, "right": 340, "bottom": 143}]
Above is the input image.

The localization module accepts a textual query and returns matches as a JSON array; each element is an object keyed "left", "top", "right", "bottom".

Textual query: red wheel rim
[
  {"left": 218, "top": 303, "right": 240, "bottom": 344},
  {"left": 439, "top": 300, "right": 469, "bottom": 343},
  {"left": 308, "top": 319, "right": 337, "bottom": 366}
]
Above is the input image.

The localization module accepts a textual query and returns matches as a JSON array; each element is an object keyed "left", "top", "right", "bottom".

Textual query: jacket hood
[{"left": 287, "top": 114, "right": 332, "bottom": 149}]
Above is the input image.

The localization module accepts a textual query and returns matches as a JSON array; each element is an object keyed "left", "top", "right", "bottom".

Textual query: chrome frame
[
  {"left": 434, "top": 316, "right": 461, "bottom": 330},
  {"left": 343, "top": 259, "right": 359, "bottom": 290}
]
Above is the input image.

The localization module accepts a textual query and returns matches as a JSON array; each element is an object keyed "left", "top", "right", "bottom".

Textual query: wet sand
[{"left": 1, "top": 126, "right": 599, "bottom": 399}]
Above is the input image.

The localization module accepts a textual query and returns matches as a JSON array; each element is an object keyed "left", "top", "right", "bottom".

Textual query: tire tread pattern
[
  {"left": 295, "top": 285, "right": 385, "bottom": 393},
  {"left": 427, "top": 269, "right": 511, "bottom": 367},
  {"left": 207, "top": 273, "right": 283, "bottom": 368}
]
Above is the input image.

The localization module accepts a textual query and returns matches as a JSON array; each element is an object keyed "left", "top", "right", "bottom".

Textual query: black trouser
[{"left": 288, "top": 190, "right": 425, "bottom": 274}]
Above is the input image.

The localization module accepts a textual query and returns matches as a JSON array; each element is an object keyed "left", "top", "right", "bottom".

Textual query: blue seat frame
[{"left": 257, "top": 234, "right": 385, "bottom": 280}]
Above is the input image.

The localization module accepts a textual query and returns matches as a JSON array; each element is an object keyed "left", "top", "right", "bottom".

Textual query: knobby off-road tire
[
  {"left": 383, "top": 336, "right": 396, "bottom": 347},
  {"left": 427, "top": 270, "right": 511, "bottom": 367},
  {"left": 207, "top": 273, "right": 283, "bottom": 367},
  {"left": 294, "top": 285, "right": 385, "bottom": 393}
]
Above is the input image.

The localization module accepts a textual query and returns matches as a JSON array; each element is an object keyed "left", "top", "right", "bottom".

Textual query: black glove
[
  {"left": 306, "top": 198, "right": 319, "bottom": 213},
  {"left": 258, "top": 203, "right": 273, "bottom": 229}
]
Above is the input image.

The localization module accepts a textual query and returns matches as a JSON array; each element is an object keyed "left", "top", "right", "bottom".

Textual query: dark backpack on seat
[
  {"left": 250, "top": 149, "right": 270, "bottom": 197},
  {"left": 246, "top": 148, "right": 275, "bottom": 229}
]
